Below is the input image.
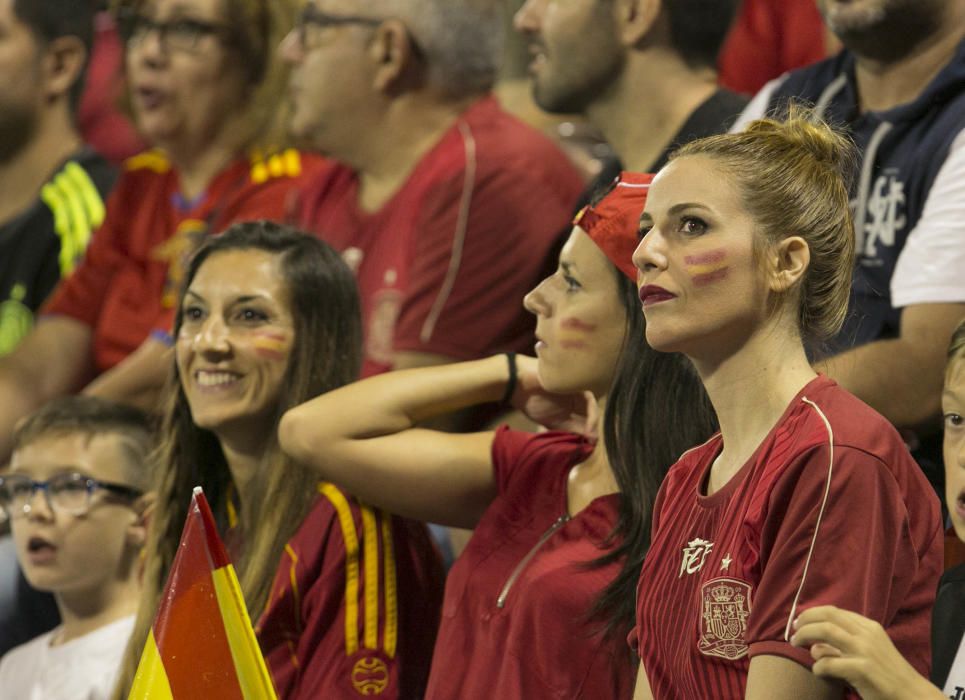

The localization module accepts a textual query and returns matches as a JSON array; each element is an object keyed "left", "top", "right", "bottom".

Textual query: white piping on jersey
[
  {"left": 615, "top": 181, "right": 651, "bottom": 190},
  {"left": 784, "top": 397, "right": 836, "bottom": 642},
  {"left": 496, "top": 513, "right": 571, "bottom": 609},
  {"left": 813, "top": 74, "right": 847, "bottom": 121},
  {"left": 676, "top": 432, "right": 721, "bottom": 463},
  {"left": 419, "top": 121, "right": 477, "bottom": 344}
]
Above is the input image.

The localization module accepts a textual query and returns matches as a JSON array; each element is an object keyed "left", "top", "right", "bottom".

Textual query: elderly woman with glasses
[{"left": 0, "top": 0, "right": 327, "bottom": 462}]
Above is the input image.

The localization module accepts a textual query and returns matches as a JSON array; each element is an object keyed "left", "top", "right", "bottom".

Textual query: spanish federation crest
[
  {"left": 698, "top": 577, "right": 752, "bottom": 660},
  {"left": 679, "top": 537, "right": 714, "bottom": 577}
]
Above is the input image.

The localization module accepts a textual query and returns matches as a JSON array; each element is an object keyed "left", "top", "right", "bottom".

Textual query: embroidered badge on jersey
[
  {"left": 698, "top": 577, "right": 753, "bottom": 660},
  {"left": 342, "top": 247, "right": 364, "bottom": 274},
  {"left": 679, "top": 537, "right": 714, "bottom": 577},
  {"left": 352, "top": 655, "right": 390, "bottom": 695},
  {"left": 366, "top": 270, "right": 402, "bottom": 366}
]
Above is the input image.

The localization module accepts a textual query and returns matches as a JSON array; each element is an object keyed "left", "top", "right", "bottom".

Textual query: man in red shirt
[{"left": 281, "top": 0, "right": 585, "bottom": 386}]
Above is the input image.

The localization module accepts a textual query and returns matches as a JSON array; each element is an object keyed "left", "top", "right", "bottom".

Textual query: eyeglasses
[
  {"left": 118, "top": 11, "right": 232, "bottom": 53},
  {"left": 293, "top": 5, "right": 383, "bottom": 51},
  {"left": 0, "top": 473, "right": 142, "bottom": 520}
]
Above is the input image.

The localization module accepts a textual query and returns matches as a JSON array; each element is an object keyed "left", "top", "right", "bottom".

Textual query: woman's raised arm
[{"left": 279, "top": 355, "right": 513, "bottom": 528}]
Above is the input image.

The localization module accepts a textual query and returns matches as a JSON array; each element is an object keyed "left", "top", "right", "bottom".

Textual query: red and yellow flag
[{"left": 129, "top": 487, "right": 278, "bottom": 699}]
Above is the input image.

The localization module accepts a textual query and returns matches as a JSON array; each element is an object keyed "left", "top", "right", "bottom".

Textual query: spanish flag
[{"left": 129, "top": 487, "right": 278, "bottom": 699}]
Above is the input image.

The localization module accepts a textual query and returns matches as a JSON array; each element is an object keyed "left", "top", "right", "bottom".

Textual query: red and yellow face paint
[
  {"left": 251, "top": 330, "right": 291, "bottom": 361},
  {"left": 684, "top": 249, "right": 729, "bottom": 287},
  {"left": 558, "top": 317, "right": 597, "bottom": 350}
]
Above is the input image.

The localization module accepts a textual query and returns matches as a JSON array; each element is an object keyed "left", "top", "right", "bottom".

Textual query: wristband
[{"left": 500, "top": 352, "right": 518, "bottom": 406}]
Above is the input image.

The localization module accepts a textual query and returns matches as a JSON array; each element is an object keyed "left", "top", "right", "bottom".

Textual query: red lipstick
[{"left": 638, "top": 285, "right": 676, "bottom": 307}]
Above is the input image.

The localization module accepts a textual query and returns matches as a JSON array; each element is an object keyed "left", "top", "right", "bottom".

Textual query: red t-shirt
[
  {"left": 633, "top": 376, "right": 943, "bottom": 699},
  {"left": 298, "top": 96, "right": 585, "bottom": 377},
  {"left": 43, "top": 149, "right": 326, "bottom": 373},
  {"left": 717, "top": 0, "right": 828, "bottom": 96},
  {"left": 257, "top": 484, "right": 444, "bottom": 699},
  {"left": 426, "top": 428, "right": 634, "bottom": 699}
]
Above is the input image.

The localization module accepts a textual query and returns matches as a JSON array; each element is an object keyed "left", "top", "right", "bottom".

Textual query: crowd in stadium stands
[{"left": 0, "top": 0, "right": 962, "bottom": 698}]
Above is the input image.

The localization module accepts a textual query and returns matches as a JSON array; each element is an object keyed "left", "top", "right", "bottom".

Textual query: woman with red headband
[{"left": 280, "top": 173, "right": 716, "bottom": 698}]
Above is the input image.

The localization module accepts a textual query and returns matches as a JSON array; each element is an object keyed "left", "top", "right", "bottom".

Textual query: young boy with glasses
[{"left": 0, "top": 396, "right": 152, "bottom": 699}]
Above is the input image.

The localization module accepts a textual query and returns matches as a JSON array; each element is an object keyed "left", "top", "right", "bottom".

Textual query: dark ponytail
[{"left": 587, "top": 271, "right": 717, "bottom": 651}]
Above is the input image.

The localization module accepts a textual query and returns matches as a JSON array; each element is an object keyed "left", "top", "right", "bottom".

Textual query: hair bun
[
  {"left": 672, "top": 105, "right": 857, "bottom": 343},
  {"left": 745, "top": 103, "right": 857, "bottom": 181}
]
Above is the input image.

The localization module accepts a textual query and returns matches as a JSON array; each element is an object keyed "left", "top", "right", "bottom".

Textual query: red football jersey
[
  {"left": 426, "top": 428, "right": 634, "bottom": 699},
  {"left": 633, "top": 376, "right": 943, "bottom": 699},
  {"left": 298, "top": 96, "right": 585, "bottom": 377},
  {"left": 257, "top": 484, "right": 444, "bottom": 699},
  {"left": 43, "top": 149, "right": 327, "bottom": 373}
]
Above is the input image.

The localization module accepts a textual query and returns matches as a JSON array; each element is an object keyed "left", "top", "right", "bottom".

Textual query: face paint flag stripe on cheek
[
  {"left": 684, "top": 249, "right": 730, "bottom": 287},
  {"left": 252, "top": 332, "right": 290, "bottom": 361},
  {"left": 560, "top": 317, "right": 597, "bottom": 332},
  {"left": 558, "top": 317, "right": 596, "bottom": 349}
]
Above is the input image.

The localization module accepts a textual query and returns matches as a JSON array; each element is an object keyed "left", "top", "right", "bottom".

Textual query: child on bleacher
[
  {"left": 0, "top": 396, "right": 152, "bottom": 699},
  {"left": 791, "top": 318, "right": 965, "bottom": 699}
]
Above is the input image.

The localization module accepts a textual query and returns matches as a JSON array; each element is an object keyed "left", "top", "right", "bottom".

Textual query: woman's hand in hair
[
  {"left": 790, "top": 605, "right": 943, "bottom": 700},
  {"left": 510, "top": 355, "right": 598, "bottom": 438}
]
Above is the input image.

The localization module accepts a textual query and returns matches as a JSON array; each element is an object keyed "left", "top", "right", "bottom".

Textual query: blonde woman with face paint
[
  {"left": 629, "top": 113, "right": 944, "bottom": 699},
  {"left": 280, "top": 175, "right": 717, "bottom": 699}
]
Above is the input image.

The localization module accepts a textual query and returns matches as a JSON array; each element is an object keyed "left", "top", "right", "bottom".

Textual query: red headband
[{"left": 573, "top": 171, "right": 653, "bottom": 280}]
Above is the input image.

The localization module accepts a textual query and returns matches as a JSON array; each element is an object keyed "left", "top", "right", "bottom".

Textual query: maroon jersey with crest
[
  {"left": 632, "top": 375, "right": 942, "bottom": 699},
  {"left": 256, "top": 484, "right": 444, "bottom": 699}
]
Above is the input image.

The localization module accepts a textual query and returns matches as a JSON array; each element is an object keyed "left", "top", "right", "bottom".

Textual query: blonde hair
[
  {"left": 114, "top": 0, "right": 297, "bottom": 153},
  {"left": 673, "top": 107, "right": 857, "bottom": 342}
]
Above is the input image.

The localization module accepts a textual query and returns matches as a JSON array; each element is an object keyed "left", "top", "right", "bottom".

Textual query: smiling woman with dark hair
[{"left": 114, "top": 221, "right": 443, "bottom": 699}]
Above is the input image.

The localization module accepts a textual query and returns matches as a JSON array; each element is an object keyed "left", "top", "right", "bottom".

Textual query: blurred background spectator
[
  {"left": 0, "top": 0, "right": 115, "bottom": 357},
  {"left": 735, "top": 0, "right": 965, "bottom": 501}
]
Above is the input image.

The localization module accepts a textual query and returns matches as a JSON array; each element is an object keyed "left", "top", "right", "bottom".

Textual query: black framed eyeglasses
[
  {"left": 0, "top": 473, "right": 142, "bottom": 520},
  {"left": 118, "top": 11, "right": 232, "bottom": 53},
  {"left": 293, "top": 5, "right": 383, "bottom": 51}
]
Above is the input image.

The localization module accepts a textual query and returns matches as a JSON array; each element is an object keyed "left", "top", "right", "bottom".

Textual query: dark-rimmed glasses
[
  {"left": 118, "top": 11, "right": 232, "bottom": 53},
  {"left": 293, "top": 5, "right": 383, "bottom": 51},
  {"left": 0, "top": 473, "right": 142, "bottom": 520}
]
